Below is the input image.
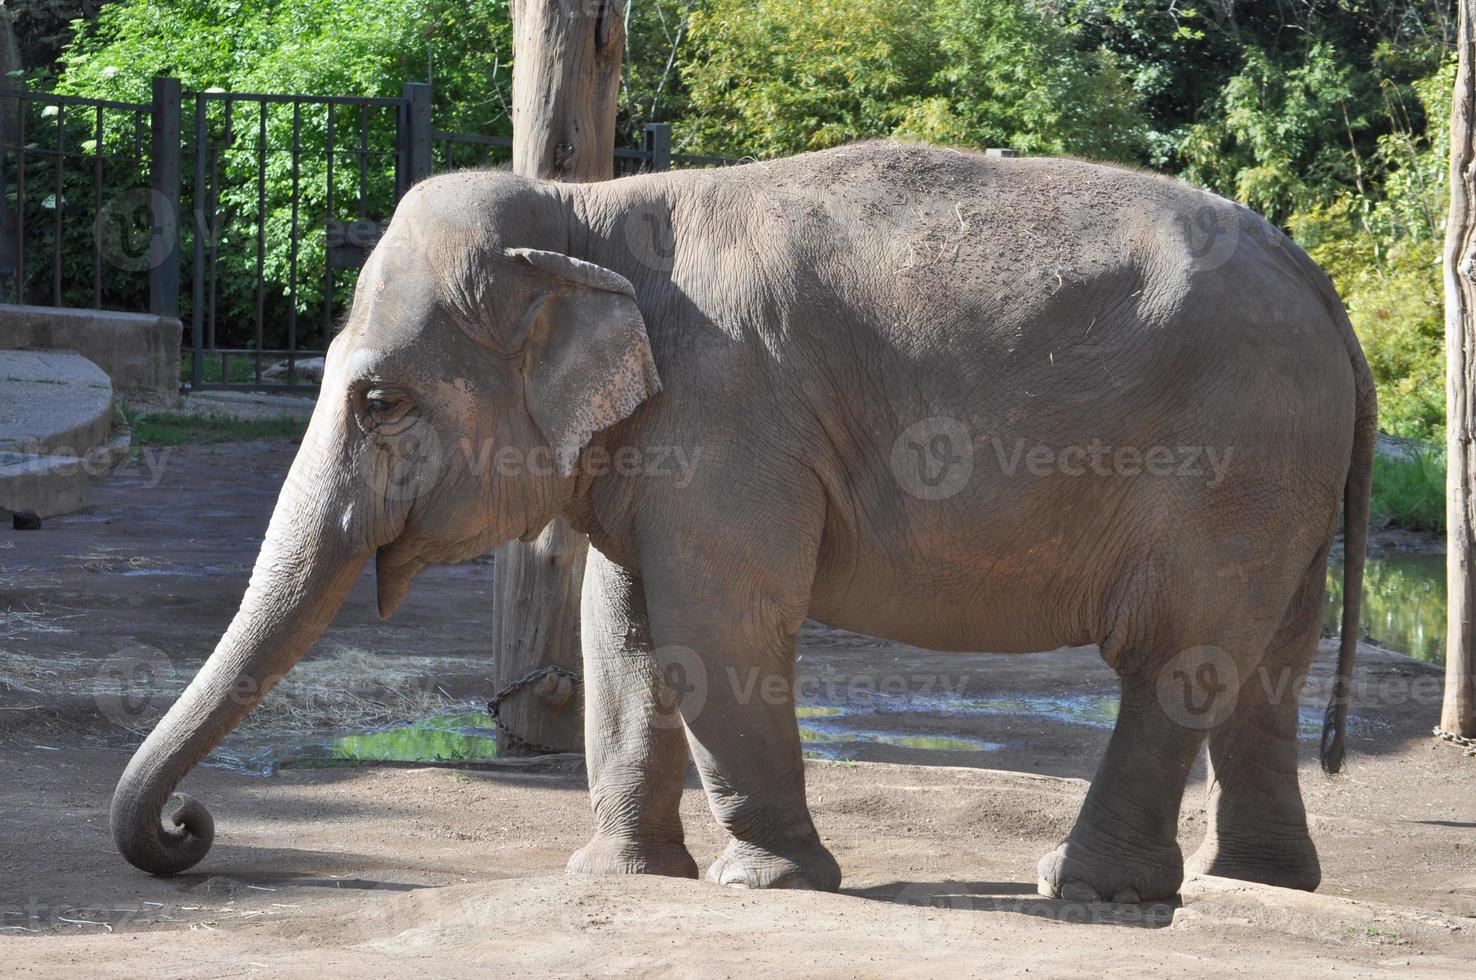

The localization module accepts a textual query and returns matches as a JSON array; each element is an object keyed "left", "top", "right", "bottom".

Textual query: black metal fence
[
  {"left": 0, "top": 87, "right": 153, "bottom": 312},
  {"left": 1, "top": 77, "right": 736, "bottom": 394}
]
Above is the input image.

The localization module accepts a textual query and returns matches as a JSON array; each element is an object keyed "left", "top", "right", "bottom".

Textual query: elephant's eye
[
  {"left": 365, "top": 393, "right": 395, "bottom": 416},
  {"left": 358, "top": 387, "right": 409, "bottom": 429}
]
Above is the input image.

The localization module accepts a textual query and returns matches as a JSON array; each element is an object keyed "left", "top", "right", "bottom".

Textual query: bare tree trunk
[
  {"left": 1444, "top": 0, "right": 1476, "bottom": 738},
  {"left": 493, "top": 0, "right": 627, "bottom": 755},
  {"left": 511, "top": 0, "right": 626, "bottom": 182}
]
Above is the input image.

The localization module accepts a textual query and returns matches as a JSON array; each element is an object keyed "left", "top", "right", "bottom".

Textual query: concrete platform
[
  {"left": 0, "top": 349, "right": 113, "bottom": 456},
  {"left": 0, "top": 303, "right": 182, "bottom": 406},
  {"left": 0, "top": 349, "right": 127, "bottom": 518},
  {"left": 171, "top": 389, "right": 316, "bottom": 421}
]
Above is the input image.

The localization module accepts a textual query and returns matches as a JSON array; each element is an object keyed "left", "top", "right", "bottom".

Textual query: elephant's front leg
[
  {"left": 644, "top": 569, "right": 841, "bottom": 892},
  {"left": 566, "top": 547, "right": 699, "bottom": 879}
]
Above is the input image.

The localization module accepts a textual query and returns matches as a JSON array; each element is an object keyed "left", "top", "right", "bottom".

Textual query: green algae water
[
  {"left": 327, "top": 710, "right": 498, "bottom": 763},
  {"left": 1325, "top": 554, "right": 1445, "bottom": 664}
]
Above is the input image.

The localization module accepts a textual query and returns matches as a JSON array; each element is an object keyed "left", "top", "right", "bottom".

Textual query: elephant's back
[
  {"left": 706, "top": 143, "right": 1355, "bottom": 441},
  {"left": 648, "top": 143, "right": 1356, "bottom": 473}
]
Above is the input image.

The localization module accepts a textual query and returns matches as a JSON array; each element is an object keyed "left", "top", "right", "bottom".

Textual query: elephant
[{"left": 111, "top": 141, "right": 1375, "bottom": 903}]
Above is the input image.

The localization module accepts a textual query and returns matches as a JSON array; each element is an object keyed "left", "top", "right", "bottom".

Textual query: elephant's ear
[{"left": 504, "top": 247, "right": 662, "bottom": 475}]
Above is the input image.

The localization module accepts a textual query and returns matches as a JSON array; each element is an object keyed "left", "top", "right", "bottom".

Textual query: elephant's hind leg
[
  {"left": 1036, "top": 653, "right": 1219, "bottom": 903},
  {"left": 1185, "top": 558, "right": 1326, "bottom": 891},
  {"left": 566, "top": 548, "right": 699, "bottom": 880}
]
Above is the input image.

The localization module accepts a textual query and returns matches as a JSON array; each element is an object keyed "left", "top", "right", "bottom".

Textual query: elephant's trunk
[{"left": 111, "top": 424, "right": 373, "bottom": 875}]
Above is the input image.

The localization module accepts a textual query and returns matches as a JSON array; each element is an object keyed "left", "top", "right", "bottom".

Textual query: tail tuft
[{"left": 1320, "top": 682, "right": 1348, "bottom": 774}]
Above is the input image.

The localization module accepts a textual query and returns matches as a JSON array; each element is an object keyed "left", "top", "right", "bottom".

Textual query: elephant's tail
[
  {"left": 1304, "top": 253, "right": 1377, "bottom": 775},
  {"left": 1322, "top": 373, "right": 1375, "bottom": 774}
]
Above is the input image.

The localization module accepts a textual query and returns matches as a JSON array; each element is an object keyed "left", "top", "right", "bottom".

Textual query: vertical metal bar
[
  {"left": 357, "top": 105, "right": 368, "bottom": 221},
  {"left": 323, "top": 102, "right": 335, "bottom": 338},
  {"left": 643, "top": 123, "right": 672, "bottom": 173},
  {"left": 404, "top": 82, "right": 432, "bottom": 192},
  {"left": 209, "top": 99, "right": 230, "bottom": 352},
  {"left": 149, "top": 76, "right": 182, "bottom": 319},
  {"left": 254, "top": 100, "right": 266, "bottom": 385},
  {"left": 190, "top": 92, "right": 206, "bottom": 391},
  {"left": 0, "top": 109, "right": 9, "bottom": 304},
  {"left": 53, "top": 101, "right": 64, "bottom": 306},
  {"left": 396, "top": 91, "right": 407, "bottom": 201},
  {"left": 14, "top": 101, "right": 23, "bottom": 305},
  {"left": 92, "top": 105, "right": 103, "bottom": 308},
  {"left": 287, "top": 99, "right": 301, "bottom": 384}
]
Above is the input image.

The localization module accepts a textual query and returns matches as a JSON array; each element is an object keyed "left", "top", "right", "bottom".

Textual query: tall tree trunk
[
  {"left": 1444, "top": 0, "right": 1476, "bottom": 739},
  {"left": 493, "top": 0, "right": 627, "bottom": 755}
]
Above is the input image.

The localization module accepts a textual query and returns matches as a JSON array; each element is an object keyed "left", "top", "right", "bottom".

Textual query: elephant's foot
[
  {"left": 1186, "top": 831, "right": 1320, "bottom": 891},
  {"left": 706, "top": 837, "right": 842, "bottom": 891},
  {"left": 566, "top": 834, "right": 699, "bottom": 880},
  {"left": 1037, "top": 834, "right": 1184, "bottom": 904}
]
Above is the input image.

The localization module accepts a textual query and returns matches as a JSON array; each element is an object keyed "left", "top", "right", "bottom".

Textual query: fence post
[
  {"left": 148, "top": 76, "right": 181, "bottom": 319},
  {"left": 398, "top": 82, "right": 432, "bottom": 196},
  {"left": 643, "top": 122, "right": 671, "bottom": 172},
  {"left": 188, "top": 92, "right": 207, "bottom": 390}
]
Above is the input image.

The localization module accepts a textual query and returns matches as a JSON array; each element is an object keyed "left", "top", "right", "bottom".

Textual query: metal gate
[
  {"left": 175, "top": 81, "right": 428, "bottom": 392},
  {"left": 2, "top": 77, "right": 724, "bottom": 395}
]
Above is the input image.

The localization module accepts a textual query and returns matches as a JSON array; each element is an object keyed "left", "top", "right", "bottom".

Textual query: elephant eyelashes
[
  {"left": 365, "top": 394, "right": 395, "bottom": 416},
  {"left": 355, "top": 388, "right": 412, "bottom": 431}
]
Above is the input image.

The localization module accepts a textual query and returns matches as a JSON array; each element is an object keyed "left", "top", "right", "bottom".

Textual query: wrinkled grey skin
[{"left": 112, "top": 143, "right": 1375, "bottom": 903}]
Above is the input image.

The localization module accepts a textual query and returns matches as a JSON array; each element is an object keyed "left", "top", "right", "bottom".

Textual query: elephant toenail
[{"left": 1058, "top": 880, "right": 1101, "bottom": 902}]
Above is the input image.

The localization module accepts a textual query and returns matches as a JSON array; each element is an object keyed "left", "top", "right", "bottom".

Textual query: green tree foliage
[
  {"left": 681, "top": 0, "right": 1149, "bottom": 161},
  {"left": 46, "top": 0, "right": 512, "bottom": 349},
  {"left": 24, "top": 0, "right": 1464, "bottom": 439},
  {"left": 3, "top": 1, "right": 108, "bottom": 81},
  {"left": 58, "top": 0, "right": 512, "bottom": 134},
  {"left": 1293, "top": 60, "right": 1453, "bottom": 438}
]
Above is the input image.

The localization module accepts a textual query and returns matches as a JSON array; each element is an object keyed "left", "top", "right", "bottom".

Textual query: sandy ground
[{"left": 0, "top": 440, "right": 1473, "bottom": 977}]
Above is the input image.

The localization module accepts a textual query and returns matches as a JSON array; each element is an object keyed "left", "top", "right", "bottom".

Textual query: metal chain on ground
[
  {"left": 487, "top": 665, "right": 583, "bottom": 756},
  {"left": 1432, "top": 727, "right": 1476, "bottom": 757}
]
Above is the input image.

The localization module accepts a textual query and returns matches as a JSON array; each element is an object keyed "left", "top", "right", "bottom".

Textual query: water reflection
[{"left": 1326, "top": 554, "right": 1445, "bottom": 663}]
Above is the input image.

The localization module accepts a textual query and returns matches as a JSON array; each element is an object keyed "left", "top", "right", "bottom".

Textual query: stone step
[{"left": 0, "top": 349, "right": 126, "bottom": 519}]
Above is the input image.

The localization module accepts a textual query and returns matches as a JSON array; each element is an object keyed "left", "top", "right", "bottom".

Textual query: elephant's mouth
[{"left": 375, "top": 543, "right": 426, "bottom": 619}]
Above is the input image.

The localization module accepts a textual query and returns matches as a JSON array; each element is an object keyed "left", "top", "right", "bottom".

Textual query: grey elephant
[{"left": 112, "top": 142, "right": 1374, "bottom": 903}]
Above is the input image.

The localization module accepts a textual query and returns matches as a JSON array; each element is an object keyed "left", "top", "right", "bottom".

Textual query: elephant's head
[{"left": 111, "top": 174, "right": 660, "bottom": 874}]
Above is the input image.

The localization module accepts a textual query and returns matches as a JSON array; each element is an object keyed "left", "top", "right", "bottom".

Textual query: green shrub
[
  {"left": 52, "top": 0, "right": 514, "bottom": 350},
  {"left": 680, "top": 0, "right": 1150, "bottom": 161},
  {"left": 1371, "top": 449, "right": 1445, "bottom": 533},
  {"left": 1293, "top": 59, "right": 1451, "bottom": 442},
  {"left": 124, "top": 410, "right": 307, "bottom": 446}
]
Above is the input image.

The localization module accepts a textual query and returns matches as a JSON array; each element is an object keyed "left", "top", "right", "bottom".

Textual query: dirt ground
[{"left": 0, "top": 440, "right": 1473, "bottom": 977}]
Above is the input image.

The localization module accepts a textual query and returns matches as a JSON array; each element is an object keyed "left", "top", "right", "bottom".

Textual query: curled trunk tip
[{"left": 111, "top": 789, "right": 215, "bottom": 876}]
